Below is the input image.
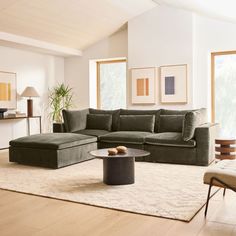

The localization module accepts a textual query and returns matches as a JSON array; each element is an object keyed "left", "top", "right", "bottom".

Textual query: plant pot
[{"left": 53, "top": 123, "right": 65, "bottom": 133}]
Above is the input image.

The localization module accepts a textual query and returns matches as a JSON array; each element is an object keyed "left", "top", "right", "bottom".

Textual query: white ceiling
[
  {"left": 0, "top": 0, "right": 156, "bottom": 52},
  {"left": 1, "top": 0, "right": 236, "bottom": 56},
  {"left": 154, "top": 0, "right": 236, "bottom": 23}
]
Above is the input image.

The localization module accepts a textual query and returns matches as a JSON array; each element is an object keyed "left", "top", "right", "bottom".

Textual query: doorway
[
  {"left": 97, "top": 59, "right": 126, "bottom": 109},
  {"left": 212, "top": 51, "right": 236, "bottom": 136}
]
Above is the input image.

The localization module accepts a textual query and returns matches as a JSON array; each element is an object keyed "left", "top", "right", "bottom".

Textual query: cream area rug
[{"left": 0, "top": 153, "right": 217, "bottom": 222}]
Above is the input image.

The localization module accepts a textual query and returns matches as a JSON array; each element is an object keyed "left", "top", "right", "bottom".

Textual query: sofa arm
[
  {"left": 62, "top": 109, "right": 89, "bottom": 132},
  {"left": 195, "top": 123, "right": 219, "bottom": 166}
]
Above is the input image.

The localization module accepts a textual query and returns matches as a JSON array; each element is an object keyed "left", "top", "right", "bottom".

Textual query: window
[
  {"left": 212, "top": 51, "right": 236, "bottom": 136},
  {"left": 97, "top": 60, "right": 126, "bottom": 109}
]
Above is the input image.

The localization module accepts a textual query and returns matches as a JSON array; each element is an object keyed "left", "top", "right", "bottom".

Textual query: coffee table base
[{"left": 103, "top": 157, "right": 135, "bottom": 185}]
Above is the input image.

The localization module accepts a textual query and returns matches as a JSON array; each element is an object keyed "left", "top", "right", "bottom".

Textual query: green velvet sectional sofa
[{"left": 62, "top": 108, "right": 219, "bottom": 166}]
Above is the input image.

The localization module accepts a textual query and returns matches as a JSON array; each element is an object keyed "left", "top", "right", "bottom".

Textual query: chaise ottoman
[{"left": 9, "top": 133, "right": 97, "bottom": 169}]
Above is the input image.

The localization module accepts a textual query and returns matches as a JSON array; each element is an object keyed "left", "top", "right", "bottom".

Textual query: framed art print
[
  {"left": 131, "top": 67, "right": 156, "bottom": 104},
  {"left": 0, "top": 71, "right": 17, "bottom": 109},
  {"left": 160, "top": 64, "right": 187, "bottom": 104}
]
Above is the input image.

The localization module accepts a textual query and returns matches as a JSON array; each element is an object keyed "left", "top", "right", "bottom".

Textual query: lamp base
[{"left": 27, "top": 99, "right": 33, "bottom": 117}]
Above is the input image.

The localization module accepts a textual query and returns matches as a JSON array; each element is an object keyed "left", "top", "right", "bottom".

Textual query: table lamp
[{"left": 21, "top": 86, "right": 39, "bottom": 117}]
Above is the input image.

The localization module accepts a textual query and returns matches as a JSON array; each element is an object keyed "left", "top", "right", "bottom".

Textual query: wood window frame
[
  {"left": 211, "top": 51, "right": 236, "bottom": 122},
  {"left": 96, "top": 59, "right": 126, "bottom": 109}
]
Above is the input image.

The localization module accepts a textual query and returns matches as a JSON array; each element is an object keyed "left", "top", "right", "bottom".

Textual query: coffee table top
[{"left": 89, "top": 148, "right": 150, "bottom": 159}]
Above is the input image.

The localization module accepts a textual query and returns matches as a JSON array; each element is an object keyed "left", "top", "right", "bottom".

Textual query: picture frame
[
  {"left": 0, "top": 71, "right": 17, "bottom": 109},
  {"left": 160, "top": 64, "right": 187, "bottom": 104},
  {"left": 131, "top": 67, "right": 156, "bottom": 104}
]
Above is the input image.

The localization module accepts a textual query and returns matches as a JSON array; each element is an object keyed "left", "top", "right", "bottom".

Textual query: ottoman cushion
[
  {"left": 9, "top": 133, "right": 97, "bottom": 169},
  {"left": 10, "top": 133, "right": 97, "bottom": 150}
]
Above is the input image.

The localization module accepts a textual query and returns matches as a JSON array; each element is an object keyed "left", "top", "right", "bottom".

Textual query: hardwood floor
[{"left": 1, "top": 150, "right": 236, "bottom": 236}]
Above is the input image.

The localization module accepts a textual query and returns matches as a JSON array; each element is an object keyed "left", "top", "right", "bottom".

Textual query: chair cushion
[
  {"left": 73, "top": 129, "right": 110, "bottom": 138},
  {"left": 158, "top": 115, "right": 184, "bottom": 133},
  {"left": 119, "top": 115, "right": 155, "bottom": 132},
  {"left": 86, "top": 114, "right": 112, "bottom": 131},
  {"left": 89, "top": 108, "right": 120, "bottom": 131},
  {"left": 145, "top": 132, "right": 196, "bottom": 147},
  {"left": 120, "top": 109, "right": 161, "bottom": 133},
  {"left": 9, "top": 133, "right": 97, "bottom": 150},
  {"left": 100, "top": 131, "right": 152, "bottom": 144},
  {"left": 204, "top": 160, "right": 236, "bottom": 188}
]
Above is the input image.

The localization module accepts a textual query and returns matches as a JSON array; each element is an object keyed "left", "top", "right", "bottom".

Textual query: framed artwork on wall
[
  {"left": 0, "top": 71, "right": 17, "bottom": 109},
  {"left": 131, "top": 67, "right": 156, "bottom": 104},
  {"left": 160, "top": 64, "right": 187, "bottom": 104}
]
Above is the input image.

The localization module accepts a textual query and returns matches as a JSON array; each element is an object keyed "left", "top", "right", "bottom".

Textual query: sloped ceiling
[
  {"left": 0, "top": 0, "right": 156, "bottom": 51},
  {"left": 154, "top": 0, "right": 236, "bottom": 23}
]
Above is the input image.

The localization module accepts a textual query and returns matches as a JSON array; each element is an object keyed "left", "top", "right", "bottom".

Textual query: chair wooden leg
[
  {"left": 223, "top": 188, "right": 226, "bottom": 197},
  {"left": 205, "top": 183, "right": 212, "bottom": 217}
]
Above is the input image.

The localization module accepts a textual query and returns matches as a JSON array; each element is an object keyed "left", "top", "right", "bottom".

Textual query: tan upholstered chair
[{"left": 203, "top": 160, "right": 236, "bottom": 216}]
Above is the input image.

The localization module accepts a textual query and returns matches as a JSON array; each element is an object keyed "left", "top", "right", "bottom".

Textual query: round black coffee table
[{"left": 89, "top": 148, "right": 150, "bottom": 185}]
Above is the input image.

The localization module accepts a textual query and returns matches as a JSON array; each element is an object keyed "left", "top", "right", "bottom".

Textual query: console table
[{"left": 0, "top": 116, "right": 42, "bottom": 149}]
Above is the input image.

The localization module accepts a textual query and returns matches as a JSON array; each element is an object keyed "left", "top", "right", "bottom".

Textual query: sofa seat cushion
[
  {"left": 100, "top": 131, "right": 152, "bottom": 144},
  {"left": 9, "top": 133, "right": 97, "bottom": 150},
  {"left": 145, "top": 132, "right": 196, "bottom": 148},
  {"left": 73, "top": 129, "right": 110, "bottom": 138}
]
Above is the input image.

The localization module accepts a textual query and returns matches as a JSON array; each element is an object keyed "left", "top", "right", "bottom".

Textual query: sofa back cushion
[
  {"left": 119, "top": 115, "right": 155, "bottom": 132},
  {"left": 158, "top": 115, "right": 184, "bottom": 133},
  {"left": 161, "top": 108, "right": 207, "bottom": 123},
  {"left": 86, "top": 114, "right": 112, "bottom": 131},
  {"left": 120, "top": 109, "right": 161, "bottom": 132},
  {"left": 182, "top": 108, "right": 207, "bottom": 141},
  {"left": 62, "top": 109, "right": 89, "bottom": 132},
  {"left": 161, "top": 109, "right": 191, "bottom": 115},
  {"left": 89, "top": 108, "right": 120, "bottom": 131}
]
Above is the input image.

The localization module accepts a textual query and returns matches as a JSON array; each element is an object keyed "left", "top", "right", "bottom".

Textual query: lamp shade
[{"left": 21, "top": 86, "right": 39, "bottom": 98}]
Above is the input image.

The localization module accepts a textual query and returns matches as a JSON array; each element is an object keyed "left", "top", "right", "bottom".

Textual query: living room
[{"left": 1, "top": 0, "right": 236, "bottom": 235}]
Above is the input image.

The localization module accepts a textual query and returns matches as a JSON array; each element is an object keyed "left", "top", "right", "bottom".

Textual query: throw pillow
[
  {"left": 158, "top": 115, "right": 184, "bottom": 133},
  {"left": 86, "top": 114, "right": 112, "bottom": 131},
  {"left": 182, "top": 111, "right": 202, "bottom": 141},
  {"left": 119, "top": 115, "right": 155, "bottom": 132}
]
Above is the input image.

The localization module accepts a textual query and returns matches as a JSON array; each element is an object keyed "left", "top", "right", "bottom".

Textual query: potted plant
[{"left": 49, "top": 83, "right": 73, "bottom": 132}]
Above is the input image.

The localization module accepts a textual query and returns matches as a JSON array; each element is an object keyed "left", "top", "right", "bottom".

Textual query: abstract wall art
[
  {"left": 0, "top": 71, "right": 17, "bottom": 109},
  {"left": 160, "top": 64, "right": 187, "bottom": 104},
  {"left": 131, "top": 67, "right": 156, "bottom": 104}
]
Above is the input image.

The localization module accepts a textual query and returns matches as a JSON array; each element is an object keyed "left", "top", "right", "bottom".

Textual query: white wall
[
  {"left": 193, "top": 15, "right": 236, "bottom": 116},
  {"left": 64, "top": 4, "right": 236, "bottom": 118},
  {"left": 65, "top": 28, "right": 128, "bottom": 109},
  {"left": 128, "top": 5, "right": 193, "bottom": 109},
  {"left": 0, "top": 46, "right": 64, "bottom": 148}
]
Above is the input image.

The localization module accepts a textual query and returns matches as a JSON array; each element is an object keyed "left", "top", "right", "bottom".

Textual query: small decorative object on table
[
  {"left": 116, "top": 146, "right": 127, "bottom": 154},
  {"left": 107, "top": 146, "right": 127, "bottom": 155},
  {"left": 107, "top": 148, "right": 118, "bottom": 155},
  {"left": 215, "top": 138, "right": 236, "bottom": 161}
]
